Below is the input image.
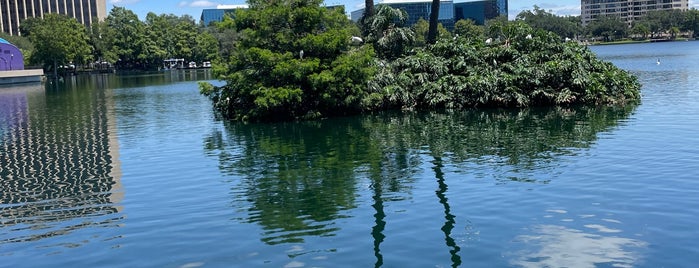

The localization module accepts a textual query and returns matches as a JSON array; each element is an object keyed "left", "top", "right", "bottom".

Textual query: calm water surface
[{"left": 1, "top": 42, "right": 699, "bottom": 267}]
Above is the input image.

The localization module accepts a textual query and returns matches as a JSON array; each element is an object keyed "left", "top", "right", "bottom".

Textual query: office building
[
  {"left": 0, "top": 0, "right": 107, "bottom": 36},
  {"left": 351, "top": 0, "right": 508, "bottom": 29},
  {"left": 454, "top": 0, "right": 507, "bottom": 25},
  {"left": 581, "top": 0, "right": 689, "bottom": 26},
  {"left": 200, "top": 4, "right": 247, "bottom": 26}
]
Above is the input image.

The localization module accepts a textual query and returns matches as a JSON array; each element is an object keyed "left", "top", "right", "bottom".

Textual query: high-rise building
[
  {"left": 0, "top": 0, "right": 107, "bottom": 36},
  {"left": 581, "top": 0, "right": 689, "bottom": 26},
  {"left": 200, "top": 4, "right": 247, "bottom": 26},
  {"left": 455, "top": 0, "right": 508, "bottom": 25},
  {"left": 351, "top": 0, "right": 508, "bottom": 29}
]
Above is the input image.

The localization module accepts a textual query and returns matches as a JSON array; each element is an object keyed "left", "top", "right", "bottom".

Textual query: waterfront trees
[
  {"left": 453, "top": 19, "right": 484, "bottom": 40},
  {"left": 516, "top": 6, "right": 582, "bottom": 39},
  {"left": 21, "top": 14, "right": 92, "bottom": 75},
  {"left": 586, "top": 15, "right": 627, "bottom": 42}
]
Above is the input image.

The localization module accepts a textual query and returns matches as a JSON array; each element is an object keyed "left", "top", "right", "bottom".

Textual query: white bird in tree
[
  {"left": 351, "top": 36, "right": 363, "bottom": 45},
  {"left": 485, "top": 38, "right": 492, "bottom": 45},
  {"left": 300, "top": 50, "right": 304, "bottom": 59}
]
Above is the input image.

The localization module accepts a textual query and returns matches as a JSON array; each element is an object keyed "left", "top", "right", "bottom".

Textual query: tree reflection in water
[{"left": 204, "top": 104, "right": 637, "bottom": 264}]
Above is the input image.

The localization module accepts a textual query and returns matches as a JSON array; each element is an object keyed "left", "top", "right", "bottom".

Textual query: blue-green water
[{"left": 1, "top": 42, "right": 699, "bottom": 267}]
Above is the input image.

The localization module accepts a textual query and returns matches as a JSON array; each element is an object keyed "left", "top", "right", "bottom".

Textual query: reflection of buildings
[
  {"left": 350, "top": 0, "right": 508, "bottom": 28},
  {"left": 0, "top": 0, "right": 107, "bottom": 36},
  {"left": 0, "top": 84, "right": 122, "bottom": 243}
]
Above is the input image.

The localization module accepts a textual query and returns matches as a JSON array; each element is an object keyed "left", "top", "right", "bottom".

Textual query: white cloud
[
  {"left": 179, "top": 1, "right": 188, "bottom": 7},
  {"left": 189, "top": 0, "right": 220, "bottom": 7},
  {"left": 109, "top": 0, "right": 141, "bottom": 4}
]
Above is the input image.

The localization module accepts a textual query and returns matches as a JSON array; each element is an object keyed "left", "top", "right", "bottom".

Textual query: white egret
[{"left": 351, "top": 36, "right": 363, "bottom": 45}]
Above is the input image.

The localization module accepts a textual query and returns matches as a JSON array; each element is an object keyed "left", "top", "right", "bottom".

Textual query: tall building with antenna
[{"left": 0, "top": 0, "right": 107, "bottom": 36}]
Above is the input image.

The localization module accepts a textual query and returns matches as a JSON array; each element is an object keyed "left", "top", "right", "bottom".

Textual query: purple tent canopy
[{"left": 0, "top": 38, "right": 24, "bottom": 71}]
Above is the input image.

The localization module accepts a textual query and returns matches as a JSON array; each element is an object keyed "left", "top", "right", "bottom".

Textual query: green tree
[
  {"left": 193, "top": 31, "right": 220, "bottom": 63},
  {"left": 23, "top": 14, "right": 92, "bottom": 75},
  {"left": 630, "top": 23, "right": 650, "bottom": 40},
  {"left": 89, "top": 20, "right": 118, "bottom": 64},
  {"left": 413, "top": 18, "right": 429, "bottom": 47},
  {"left": 414, "top": 18, "right": 450, "bottom": 46},
  {"left": 454, "top": 19, "right": 485, "bottom": 40},
  {"left": 200, "top": 0, "right": 376, "bottom": 121},
  {"left": 210, "top": 15, "right": 240, "bottom": 60},
  {"left": 365, "top": 5, "right": 415, "bottom": 59},
  {"left": 516, "top": 6, "right": 582, "bottom": 39},
  {"left": 104, "top": 7, "right": 155, "bottom": 70},
  {"left": 427, "top": 0, "right": 441, "bottom": 44},
  {"left": 369, "top": 21, "right": 640, "bottom": 109},
  {"left": 686, "top": 9, "right": 699, "bottom": 38},
  {"left": 586, "top": 15, "right": 626, "bottom": 41}
]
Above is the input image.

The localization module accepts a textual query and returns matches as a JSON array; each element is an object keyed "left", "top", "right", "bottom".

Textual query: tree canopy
[
  {"left": 202, "top": 3, "right": 641, "bottom": 122},
  {"left": 200, "top": 0, "right": 376, "bottom": 121},
  {"left": 21, "top": 14, "right": 92, "bottom": 71}
]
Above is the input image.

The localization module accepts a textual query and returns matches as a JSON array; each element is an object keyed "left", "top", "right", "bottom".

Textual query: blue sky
[{"left": 108, "top": 0, "right": 698, "bottom": 22}]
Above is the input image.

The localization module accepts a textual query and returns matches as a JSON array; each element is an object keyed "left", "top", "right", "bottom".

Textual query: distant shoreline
[{"left": 589, "top": 38, "right": 696, "bottom": 46}]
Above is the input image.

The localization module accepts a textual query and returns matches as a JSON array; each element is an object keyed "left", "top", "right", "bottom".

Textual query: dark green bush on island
[
  {"left": 200, "top": 1, "right": 641, "bottom": 122},
  {"left": 366, "top": 21, "right": 641, "bottom": 110}
]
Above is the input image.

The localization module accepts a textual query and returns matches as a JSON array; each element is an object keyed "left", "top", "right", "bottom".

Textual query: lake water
[{"left": 1, "top": 41, "right": 698, "bottom": 267}]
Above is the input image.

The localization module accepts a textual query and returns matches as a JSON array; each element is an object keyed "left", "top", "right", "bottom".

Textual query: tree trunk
[
  {"left": 361, "top": 0, "right": 375, "bottom": 37},
  {"left": 427, "top": 0, "right": 440, "bottom": 44},
  {"left": 365, "top": 0, "right": 375, "bottom": 19}
]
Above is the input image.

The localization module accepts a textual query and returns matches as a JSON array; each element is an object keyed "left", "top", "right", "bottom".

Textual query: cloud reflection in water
[{"left": 511, "top": 224, "right": 646, "bottom": 268}]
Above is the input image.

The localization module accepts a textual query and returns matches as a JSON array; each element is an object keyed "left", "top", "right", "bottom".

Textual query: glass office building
[
  {"left": 0, "top": 0, "right": 107, "bottom": 36},
  {"left": 454, "top": 0, "right": 507, "bottom": 25},
  {"left": 351, "top": 0, "right": 507, "bottom": 28},
  {"left": 200, "top": 4, "right": 248, "bottom": 26}
]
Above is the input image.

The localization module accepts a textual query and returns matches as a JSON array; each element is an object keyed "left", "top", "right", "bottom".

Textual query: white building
[{"left": 581, "top": 0, "right": 689, "bottom": 26}]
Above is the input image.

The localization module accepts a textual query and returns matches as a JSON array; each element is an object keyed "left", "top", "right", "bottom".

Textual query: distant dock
[{"left": 0, "top": 69, "right": 44, "bottom": 85}]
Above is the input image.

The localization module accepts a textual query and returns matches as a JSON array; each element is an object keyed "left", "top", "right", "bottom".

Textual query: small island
[{"left": 199, "top": 1, "right": 642, "bottom": 122}]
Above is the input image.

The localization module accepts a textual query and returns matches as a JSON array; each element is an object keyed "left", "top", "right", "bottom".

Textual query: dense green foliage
[
  {"left": 21, "top": 6, "right": 218, "bottom": 71},
  {"left": 632, "top": 9, "right": 699, "bottom": 39},
  {"left": 367, "top": 22, "right": 640, "bottom": 110},
  {"left": 516, "top": 6, "right": 582, "bottom": 39},
  {"left": 200, "top": 0, "right": 376, "bottom": 121},
  {"left": 516, "top": 7, "right": 699, "bottom": 41},
  {"left": 201, "top": 3, "right": 641, "bottom": 121},
  {"left": 364, "top": 5, "right": 415, "bottom": 59},
  {"left": 20, "top": 14, "right": 92, "bottom": 71}
]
